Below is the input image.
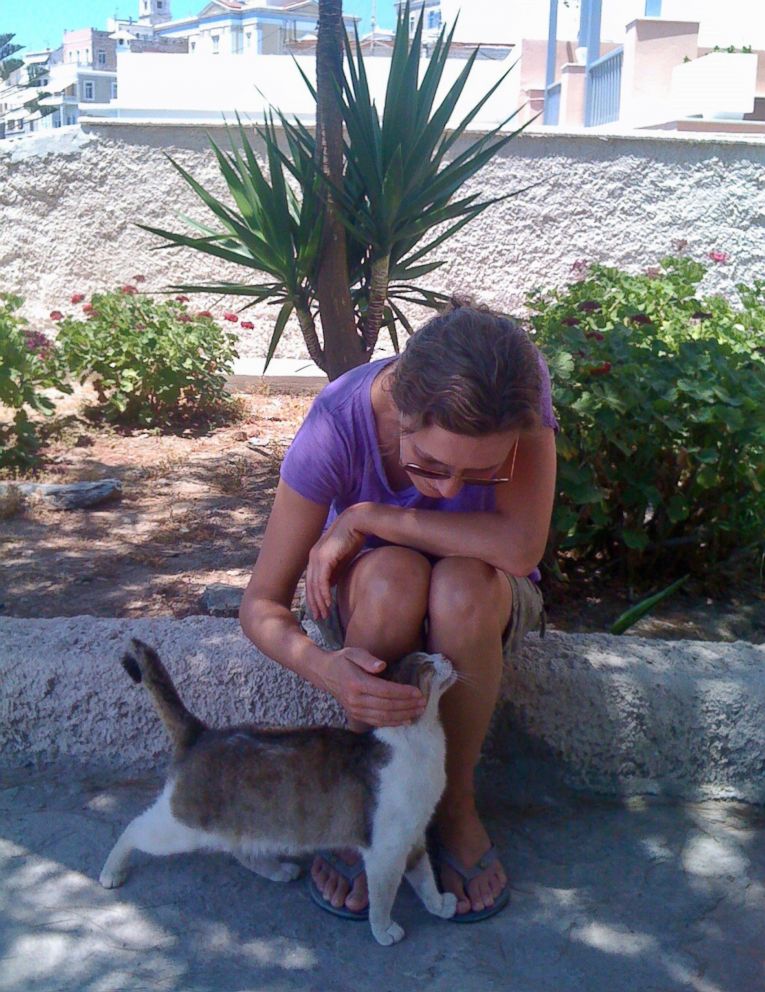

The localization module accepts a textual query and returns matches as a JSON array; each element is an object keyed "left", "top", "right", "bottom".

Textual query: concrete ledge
[{"left": 2, "top": 617, "right": 764, "bottom": 803}]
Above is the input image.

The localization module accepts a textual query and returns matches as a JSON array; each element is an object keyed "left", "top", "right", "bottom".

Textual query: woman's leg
[
  {"left": 310, "top": 546, "right": 432, "bottom": 913},
  {"left": 427, "top": 556, "right": 513, "bottom": 915}
]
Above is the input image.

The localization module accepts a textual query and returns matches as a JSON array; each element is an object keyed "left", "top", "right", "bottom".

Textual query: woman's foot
[
  {"left": 435, "top": 802, "right": 508, "bottom": 915},
  {"left": 310, "top": 850, "right": 369, "bottom": 912}
]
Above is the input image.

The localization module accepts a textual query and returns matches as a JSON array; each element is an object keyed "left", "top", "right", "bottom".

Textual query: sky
[{"left": 4, "top": 0, "right": 398, "bottom": 55}]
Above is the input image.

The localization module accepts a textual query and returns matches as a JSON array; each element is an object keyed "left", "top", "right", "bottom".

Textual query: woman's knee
[
  {"left": 428, "top": 557, "right": 511, "bottom": 636},
  {"left": 344, "top": 546, "right": 431, "bottom": 630}
]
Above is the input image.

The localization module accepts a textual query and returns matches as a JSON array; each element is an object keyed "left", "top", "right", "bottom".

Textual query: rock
[
  {"left": 199, "top": 583, "right": 244, "bottom": 617},
  {"left": 246, "top": 436, "right": 273, "bottom": 449},
  {"left": 0, "top": 479, "right": 122, "bottom": 510}
]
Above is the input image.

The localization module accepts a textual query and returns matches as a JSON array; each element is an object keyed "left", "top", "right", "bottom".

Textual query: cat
[{"left": 99, "top": 638, "right": 458, "bottom": 945}]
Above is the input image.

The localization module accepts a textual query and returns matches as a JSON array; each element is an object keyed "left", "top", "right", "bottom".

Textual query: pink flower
[
  {"left": 133, "top": 274, "right": 147, "bottom": 283},
  {"left": 82, "top": 303, "right": 95, "bottom": 314},
  {"left": 708, "top": 250, "right": 729, "bottom": 264},
  {"left": 49, "top": 310, "right": 64, "bottom": 321},
  {"left": 175, "top": 295, "right": 190, "bottom": 303},
  {"left": 197, "top": 310, "right": 213, "bottom": 319},
  {"left": 223, "top": 311, "right": 238, "bottom": 322},
  {"left": 24, "top": 330, "right": 54, "bottom": 358},
  {"left": 121, "top": 285, "right": 139, "bottom": 295},
  {"left": 240, "top": 320, "right": 254, "bottom": 330},
  {"left": 70, "top": 293, "right": 85, "bottom": 304}
]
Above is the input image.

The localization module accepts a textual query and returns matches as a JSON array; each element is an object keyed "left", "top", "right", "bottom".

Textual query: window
[
  {"left": 245, "top": 31, "right": 252, "bottom": 48},
  {"left": 97, "top": 49, "right": 106, "bottom": 66},
  {"left": 158, "top": 1, "right": 164, "bottom": 8},
  {"left": 111, "top": 81, "right": 118, "bottom": 99},
  {"left": 84, "top": 80, "right": 94, "bottom": 100},
  {"left": 428, "top": 10, "right": 441, "bottom": 29},
  {"left": 211, "top": 34, "right": 220, "bottom": 54},
  {"left": 190, "top": 40, "right": 196, "bottom": 51}
]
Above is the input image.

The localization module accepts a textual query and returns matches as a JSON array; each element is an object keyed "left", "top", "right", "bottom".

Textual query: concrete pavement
[{"left": 1, "top": 759, "right": 763, "bottom": 992}]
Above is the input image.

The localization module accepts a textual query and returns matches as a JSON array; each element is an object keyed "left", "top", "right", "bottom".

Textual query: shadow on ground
[{"left": 1, "top": 759, "right": 763, "bottom": 992}]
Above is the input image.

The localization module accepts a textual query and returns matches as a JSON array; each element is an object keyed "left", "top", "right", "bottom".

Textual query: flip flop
[
  {"left": 307, "top": 850, "right": 369, "bottom": 921},
  {"left": 431, "top": 842, "right": 510, "bottom": 923}
]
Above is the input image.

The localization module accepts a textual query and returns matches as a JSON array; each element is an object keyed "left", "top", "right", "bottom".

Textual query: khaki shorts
[{"left": 299, "top": 567, "right": 545, "bottom": 660}]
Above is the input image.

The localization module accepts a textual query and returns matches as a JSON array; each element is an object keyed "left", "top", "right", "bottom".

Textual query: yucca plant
[{"left": 143, "top": 1, "right": 538, "bottom": 378}]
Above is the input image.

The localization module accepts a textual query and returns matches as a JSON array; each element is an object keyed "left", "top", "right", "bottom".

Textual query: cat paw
[
  {"left": 372, "top": 921, "right": 405, "bottom": 946},
  {"left": 426, "top": 892, "right": 458, "bottom": 918},
  {"left": 269, "top": 861, "right": 302, "bottom": 883},
  {"left": 235, "top": 853, "right": 301, "bottom": 882},
  {"left": 99, "top": 866, "right": 127, "bottom": 889}
]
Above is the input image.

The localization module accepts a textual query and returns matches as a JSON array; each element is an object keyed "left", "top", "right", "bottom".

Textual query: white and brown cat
[{"left": 99, "top": 639, "right": 458, "bottom": 945}]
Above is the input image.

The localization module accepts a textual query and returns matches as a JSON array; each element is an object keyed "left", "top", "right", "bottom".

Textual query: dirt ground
[{"left": 2, "top": 384, "right": 763, "bottom": 644}]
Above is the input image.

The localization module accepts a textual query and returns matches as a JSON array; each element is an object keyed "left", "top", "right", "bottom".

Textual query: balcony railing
[
  {"left": 544, "top": 81, "right": 561, "bottom": 125},
  {"left": 585, "top": 46, "right": 623, "bottom": 126}
]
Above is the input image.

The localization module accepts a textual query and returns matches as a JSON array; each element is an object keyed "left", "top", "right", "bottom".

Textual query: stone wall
[{"left": 1, "top": 122, "right": 763, "bottom": 363}]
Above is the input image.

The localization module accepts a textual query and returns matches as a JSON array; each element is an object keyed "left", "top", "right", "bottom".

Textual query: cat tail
[{"left": 122, "top": 639, "right": 206, "bottom": 753}]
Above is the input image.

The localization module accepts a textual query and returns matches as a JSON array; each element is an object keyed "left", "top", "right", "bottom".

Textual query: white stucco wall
[{"left": 1, "top": 122, "right": 763, "bottom": 364}]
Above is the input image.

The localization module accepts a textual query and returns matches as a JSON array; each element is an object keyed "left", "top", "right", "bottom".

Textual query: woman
[{"left": 239, "top": 300, "right": 557, "bottom": 922}]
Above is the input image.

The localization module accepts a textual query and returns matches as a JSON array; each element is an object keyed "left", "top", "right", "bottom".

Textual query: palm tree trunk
[
  {"left": 295, "top": 305, "right": 326, "bottom": 373},
  {"left": 315, "top": 0, "right": 365, "bottom": 380},
  {"left": 363, "top": 254, "right": 390, "bottom": 352}
]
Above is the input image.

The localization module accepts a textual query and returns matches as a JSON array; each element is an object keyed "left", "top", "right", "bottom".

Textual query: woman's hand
[
  {"left": 306, "top": 505, "right": 368, "bottom": 620},
  {"left": 320, "top": 647, "right": 425, "bottom": 727}
]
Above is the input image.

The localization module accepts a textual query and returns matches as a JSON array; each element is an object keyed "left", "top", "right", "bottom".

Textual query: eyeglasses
[{"left": 399, "top": 435, "right": 518, "bottom": 487}]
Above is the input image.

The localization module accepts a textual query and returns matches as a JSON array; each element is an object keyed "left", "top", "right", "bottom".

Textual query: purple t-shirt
[{"left": 280, "top": 353, "right": 558, "bottom": 581}]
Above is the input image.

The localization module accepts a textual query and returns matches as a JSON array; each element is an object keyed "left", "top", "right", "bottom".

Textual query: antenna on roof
[{"left": 371, "top": 0, "right": 377, "bottom": 32}]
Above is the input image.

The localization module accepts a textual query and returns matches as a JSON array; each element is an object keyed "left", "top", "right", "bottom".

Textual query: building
[
  {"left": 0, "top": 6, "right": 187, "bottom": 140},
  {"left": 149, "top": 1, "right": 356, "bottom": 57},
  {"left": 543, "top": 0, "right": 765, "bottom": 135}
]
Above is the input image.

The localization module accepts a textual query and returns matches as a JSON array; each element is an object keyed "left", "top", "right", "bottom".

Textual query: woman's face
[{"left": 399, "top": 422, "right": 519, "bottom": 499}]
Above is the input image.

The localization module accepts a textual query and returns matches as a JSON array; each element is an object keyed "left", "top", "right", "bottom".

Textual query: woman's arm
[
  {"left": 306, "top": 428, "right": 557, "bottom": 618},
  {"left": 239, "top": 479, "right": 424, "bottom": 725}
]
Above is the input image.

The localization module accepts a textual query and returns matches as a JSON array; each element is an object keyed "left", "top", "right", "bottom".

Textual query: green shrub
[
  {"left": 0, "top": 293, "right": 71, "bottom": 469},
  {"left": 528, "top": 255, "right": 765, "bottom": 587},
  {"left": 55, "top": 286, "right": 240, "bottom": 425}
]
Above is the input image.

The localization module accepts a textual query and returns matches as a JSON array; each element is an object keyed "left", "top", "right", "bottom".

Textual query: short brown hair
[{"left": 389, "top": 298, "right": 541, "bottom": 436}]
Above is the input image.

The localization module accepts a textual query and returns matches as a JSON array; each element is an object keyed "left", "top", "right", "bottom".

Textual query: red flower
[
  {"left": 178, "top": 314, "right": 192, "bottom": 323},
  {"left": 562, "top": 316, "right": 580, "bottom": 327},
  {"left": 82, "top": 303, "right": 94, "bottom": 313},
  {"left": 49, "top": 310, "right": 64, "bottom": 321},
  {"left": 240, "top": 321, "right": 254, "bottom": 330},
  {"left": 70, "top": 293, "right": 85, "bottom": 304},
  {"left": 585, "top": 331, "right": 605, "bottom": 341},
  {"left": 629, "top": 314, "right": 652, "bottom": 325},
  {"left": 578, "top": 300, "right": 601, "bottom": 313},
  {"left": 223, "top": 311, "right": 239, "bottom": 322},
  {"left": 708, "top": 250, "right": 729, "bottom": 264},
  {"left": 588, "top": 361, "right": 612, "bottom": 376},
  {"left": 197, "top": 310, "right": 213, "bottom": 319},
  {"left": 133, "top": 274, "right": 147, "bottom": 283},
  {"left": 175, "top": 295, "right": 190, "bottom": 303},
  {"left": 121, "top": 285, "right": 138, "bottom": 295}
]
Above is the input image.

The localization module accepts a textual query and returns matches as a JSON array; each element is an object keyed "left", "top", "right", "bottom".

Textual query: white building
[{"left": 150, "top": 1, "right": 357, "bottom": 57}]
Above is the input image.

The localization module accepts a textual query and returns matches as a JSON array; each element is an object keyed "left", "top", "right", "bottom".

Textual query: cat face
[{"left": 386, "top": 652, "right": 456, "bottom": 705}]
